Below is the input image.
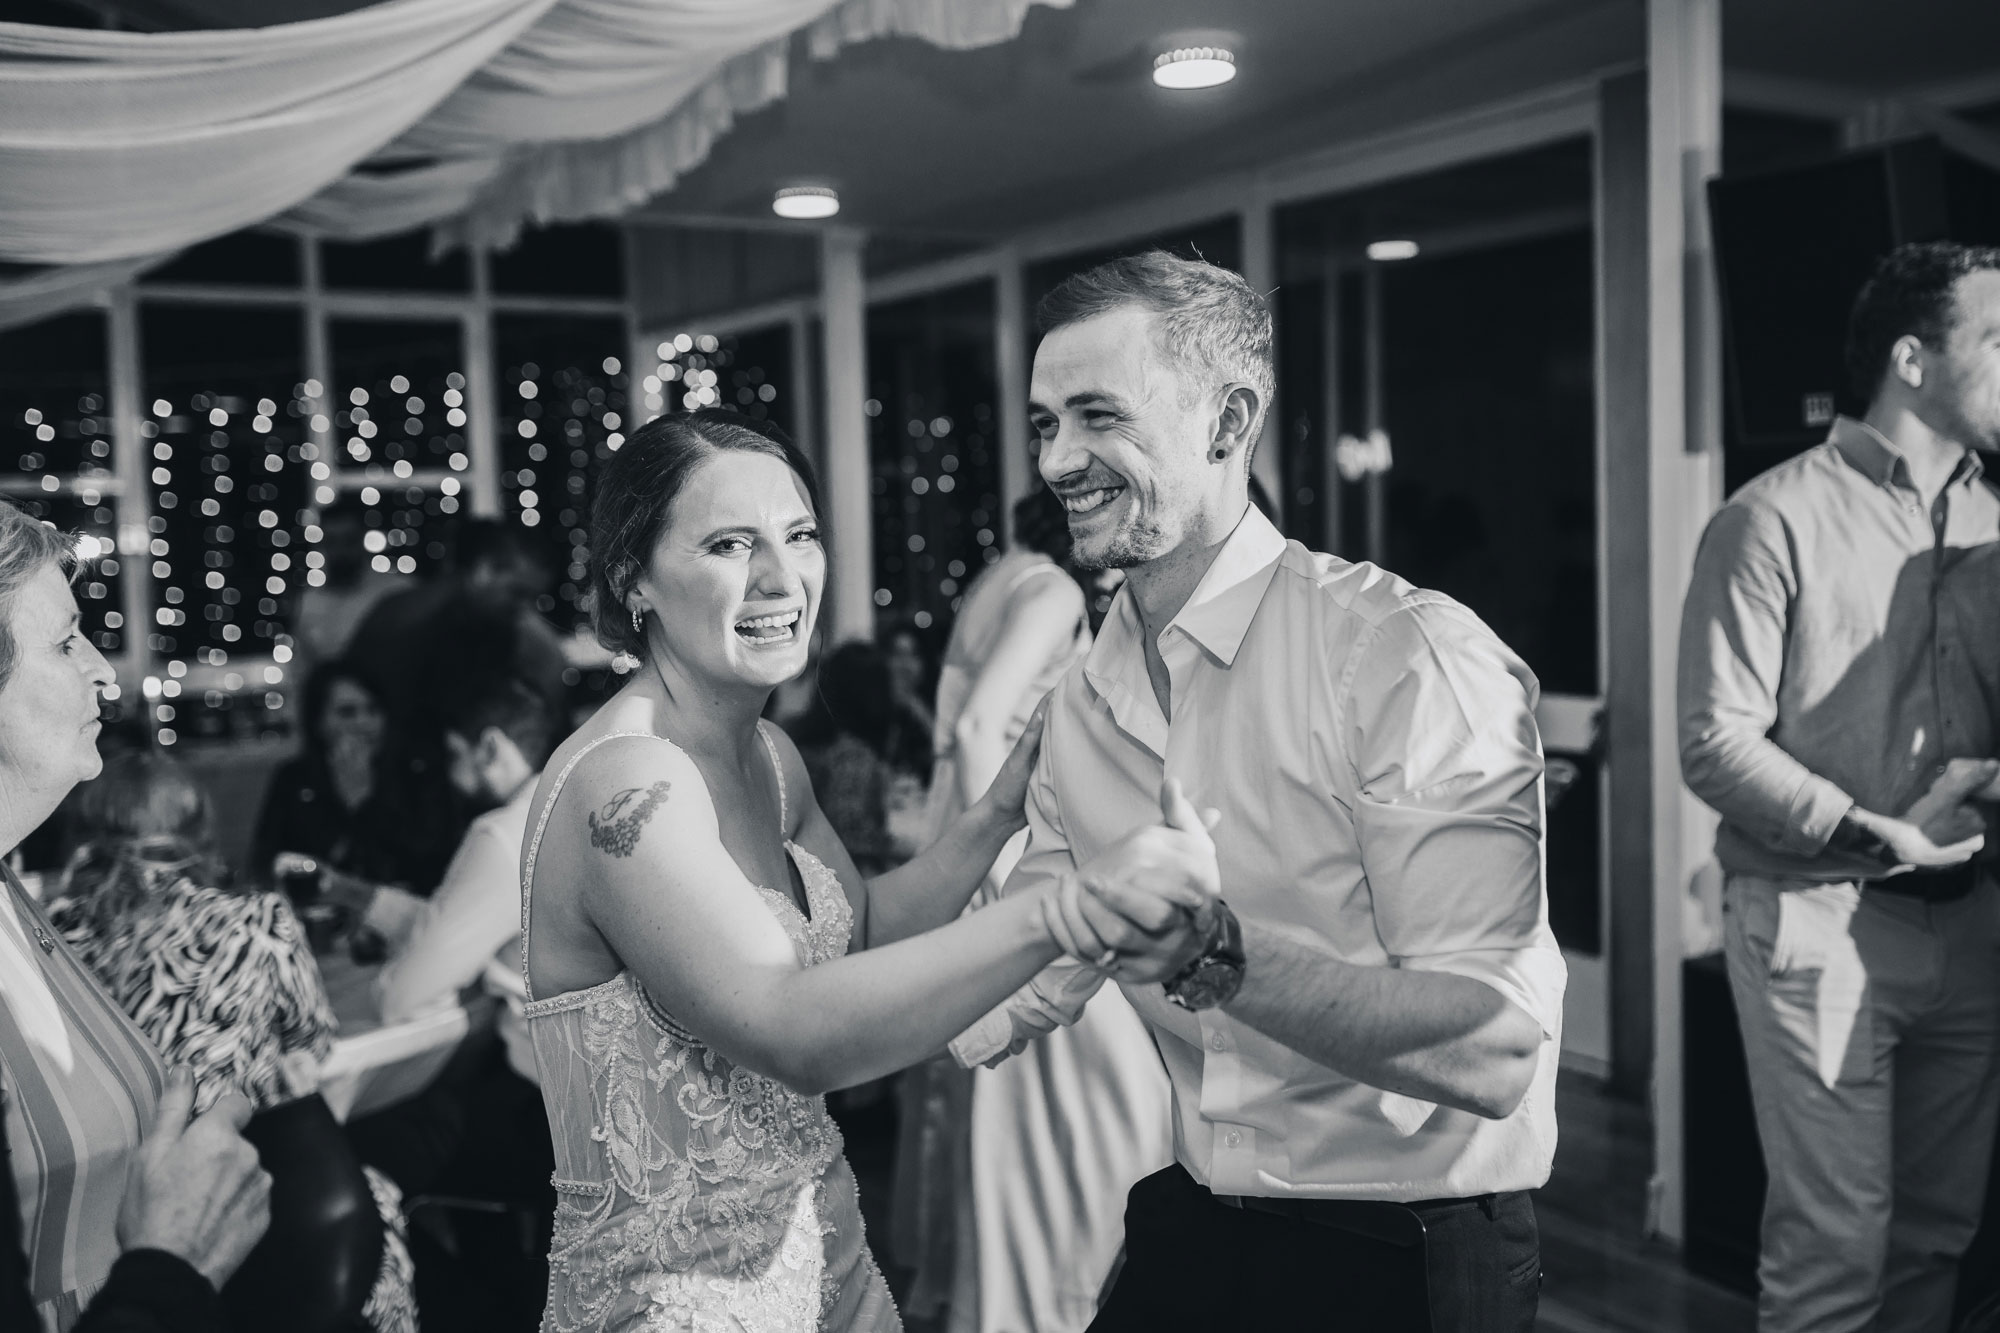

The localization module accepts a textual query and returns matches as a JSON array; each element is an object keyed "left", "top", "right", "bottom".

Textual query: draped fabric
[{"left": 0, "top": 0, "right": 1065, "bottom": 266}]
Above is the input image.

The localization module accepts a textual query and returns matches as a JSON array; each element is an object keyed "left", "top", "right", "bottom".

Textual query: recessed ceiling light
[
  {"left": 1366, "top": 239, "right": 1420, "bottom": 262},
  {"left": 1153, "top": 47, "right": 1236, "bottom": 90},
  {"left": 772, "top": 186, "right": 839, "bottom": 220}
]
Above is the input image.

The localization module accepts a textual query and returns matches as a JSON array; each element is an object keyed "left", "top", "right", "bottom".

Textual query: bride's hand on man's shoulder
[{"left": 975, "top": 694, "right": 1051, "bottom": 837}]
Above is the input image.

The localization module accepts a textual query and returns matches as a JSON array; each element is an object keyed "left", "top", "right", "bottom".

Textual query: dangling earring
[{"left": 630, "top": 605, "right": 644, "bottom": 636}]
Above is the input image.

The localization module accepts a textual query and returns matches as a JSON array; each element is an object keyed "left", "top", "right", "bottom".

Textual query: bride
[{"left": 520, "top": 409, "right": 1211, "bottom": 1332}]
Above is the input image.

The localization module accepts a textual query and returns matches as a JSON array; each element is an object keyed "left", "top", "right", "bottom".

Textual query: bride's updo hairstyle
[{"left": 589, "top": 407, "right": 822, "bottom": 661}]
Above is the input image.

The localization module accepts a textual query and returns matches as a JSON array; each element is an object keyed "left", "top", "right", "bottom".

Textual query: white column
[
  {"left": 994, "top": 245, "right": 1034, "bottom": 527},
  {"left": 465, "top": 247, "right": 503, "bottom": 519},
  {"left": 1645, "top": 0, "right": 1725, "bottom": 1245},
  {"left": 787, "top": 306, "right": 818, "bottom": 476},
  {"left": 107, "top": 286, "right": 153, "bottom": 689},
  {"left": 1238, "top": 194, "right": 1283, "bottom": 519},
  {"left": 819, "top": 227, "right": 873, "bottom": 644}
]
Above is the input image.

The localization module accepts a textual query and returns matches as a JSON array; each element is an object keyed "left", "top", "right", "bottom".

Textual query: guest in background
[
  {"left": 906, "top": 486, "right": 1173, "bottom": 1332},
  {"left": 251, "top": 659, "right": 407, "bottom": 889},
  {"left": 0, "top": 497, "right": 269, "bottom": 1332},
  {"left": 289, "top": 500, "right": 414, "bottom": 671},
  {"left": 346, "top": 519, "right": 567, "bottom": 888},
  {"left": 51, "top": 750, "right": 417, "bottom": 1333},
  {"left": 343, "top": 672, "right": 556, "bottom": 1221},
  {"left": 1679, "top": 241, "right": 2000, "bottom": 1333},
  {"left": 882, "top": 617, "right": 938, "bottom": 749},
  {"left": 787, "top": 640, "right": 931, "bottom": 876}
]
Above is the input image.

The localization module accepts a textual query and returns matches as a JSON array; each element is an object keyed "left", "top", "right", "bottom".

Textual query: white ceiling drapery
[{"left": 0, "top": 0, "right": 1064, "bottom": 277}]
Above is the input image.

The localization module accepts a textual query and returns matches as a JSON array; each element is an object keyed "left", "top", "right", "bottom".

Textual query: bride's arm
[
  {"left": 773, "top": 704, "right": 1047, "bottom": 949},
  {"left": 570, "top": 737, "right": 1064, "bottom": 1095}
]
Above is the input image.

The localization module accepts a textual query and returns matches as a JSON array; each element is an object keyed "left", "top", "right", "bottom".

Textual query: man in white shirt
[
  {"left": 954, "top": 251, "right": 1564, "bottom": 1330},
  {"left": 344, "top": 673, "right": 552, "bottom": 1210}
]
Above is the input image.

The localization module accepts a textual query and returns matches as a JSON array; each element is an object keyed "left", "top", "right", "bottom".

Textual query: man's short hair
[
  {"left": 1036, "top": 251, "right": 1275, "bottom": 452},
  {"left": 441, "top": 672, "right": 553, "bottom": 769},
  {"left": 1844, "top": 240, "right": 2000, "bottom": 402}
]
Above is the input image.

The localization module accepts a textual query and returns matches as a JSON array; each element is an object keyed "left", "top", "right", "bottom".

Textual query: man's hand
[
  {"left": 1902, "top": 758, "right": 2000, "bottom": 848},
  {"left": 1041, "top": 779, "right": 1223, "bottom": 983},
  {"left": 116, "top": 1068, "right": 272, "bottom": 1289}
]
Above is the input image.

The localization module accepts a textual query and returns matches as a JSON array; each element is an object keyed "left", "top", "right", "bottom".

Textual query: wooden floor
[{"left": 835, "top": 1069, "right": 1757, "bottom": 1333}]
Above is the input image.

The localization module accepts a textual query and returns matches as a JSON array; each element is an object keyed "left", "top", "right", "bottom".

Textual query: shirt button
[
  {"left": 1223, "top": 1130, "right": 1243, "bottom": 1149},
  {"left": 1209, "top": 1032, "right": 1227, "bottom": 1052}
]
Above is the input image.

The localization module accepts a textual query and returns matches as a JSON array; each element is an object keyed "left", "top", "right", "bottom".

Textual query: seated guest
[
  {"left": 341, "top": 672, "right": 555, "bottom": 1222},
  {"left": 251, "top": 660, "right": 407, "bottom": 888},
  {"left": 49, "top": 750, "right": 417, "bottom": 1333},
  {"left": 0, "top": 497, "right": 269, "bottom": 1332}
]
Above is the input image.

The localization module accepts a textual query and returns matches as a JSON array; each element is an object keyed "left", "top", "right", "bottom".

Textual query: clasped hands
[
  {"left": 1036, "top": 778, "right": 1224, "bottom": 984},
  {"left": 1882, "top": 757, "right": 2000, "bottom": 870}
]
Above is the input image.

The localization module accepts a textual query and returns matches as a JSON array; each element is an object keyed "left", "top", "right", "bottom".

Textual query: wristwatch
[{"left": 1163, "top": 899, "right": 1246, "bottom": 1011}]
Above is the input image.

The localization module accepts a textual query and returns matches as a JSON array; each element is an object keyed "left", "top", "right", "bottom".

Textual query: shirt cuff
[
  {"left": 362, "top": 886, "right": 426, "bottom": 944},
  {"left": 949, "top": 1005, "right": 1018, "bottom": 1069},
  {"left": 86, "top": 1248, "right": 220, "bottom": 1333},
  {"left": 1788, "top": 774, "right": 1855, "bottom": 857}
]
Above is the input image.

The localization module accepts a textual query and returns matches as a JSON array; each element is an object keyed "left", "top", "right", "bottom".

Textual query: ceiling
[{"left": 28, "top": 0, "right": 2000, "bottom": 245}]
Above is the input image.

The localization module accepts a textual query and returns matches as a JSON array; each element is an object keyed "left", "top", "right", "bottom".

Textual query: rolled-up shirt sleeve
[
  {"left": 1344, "top": 602, "right": 1566, "bottom": 1043},
  {"left": 1677, "top": 500, "right": 1852, "bottom": 855},
  {"left": 949, "top": 717, "right": 1108, "bottom": 1068}
]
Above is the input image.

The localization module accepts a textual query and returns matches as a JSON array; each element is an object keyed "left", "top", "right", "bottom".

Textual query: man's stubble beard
[{"left": 1069, "top": 514, "right": 1170, "bottom": 574}]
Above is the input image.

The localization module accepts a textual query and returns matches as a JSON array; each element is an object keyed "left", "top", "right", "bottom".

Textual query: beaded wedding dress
[{"left": 521, "top": 725, "right": 901, "bottom": 1333}]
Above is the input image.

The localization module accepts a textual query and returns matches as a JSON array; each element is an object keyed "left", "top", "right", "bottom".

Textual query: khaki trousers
[{"left": 1723, "top": 873, "right": 2000, "bottom": 1333}]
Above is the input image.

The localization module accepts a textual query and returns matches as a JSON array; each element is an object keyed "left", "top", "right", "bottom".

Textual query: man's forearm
[
  {"left": 1224, "top": 923, "right": 1544, "bottom": 1120},
  {"left": 1679, "top": 724, "right": 1852, "bottom": 858}
]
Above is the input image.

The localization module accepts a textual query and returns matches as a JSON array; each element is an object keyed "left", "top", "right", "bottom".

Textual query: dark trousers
[
  {"left": 1089, "top": 1165, "right": 1540, "bottom": 1332},
  {"left": 345, "top": 1034, "right": 554, "bottom": 1209}
]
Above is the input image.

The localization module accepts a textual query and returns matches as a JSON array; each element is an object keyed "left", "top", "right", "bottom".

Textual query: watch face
[{"left": 1174, "top": 959, "right": 1244, "bottom": 1011}]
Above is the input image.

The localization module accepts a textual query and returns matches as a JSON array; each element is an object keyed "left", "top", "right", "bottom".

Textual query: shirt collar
[{"left": 1830, "top": 415, "right": 1986, "bottom": 487}]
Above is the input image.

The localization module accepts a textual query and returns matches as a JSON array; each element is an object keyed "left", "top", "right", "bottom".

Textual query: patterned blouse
[{"left": 48, "top": 880, "right": 335, "bottom": 1114}]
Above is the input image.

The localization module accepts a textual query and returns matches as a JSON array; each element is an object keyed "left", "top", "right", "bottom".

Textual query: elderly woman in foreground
[{"left": 0, "top": 497, "right": 269, "bottom": 1333}]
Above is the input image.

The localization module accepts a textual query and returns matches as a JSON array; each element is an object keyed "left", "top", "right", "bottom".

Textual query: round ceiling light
[
  {"left": 1153, "top": 47, "right": 1236, "bottom": 90},
  {"left": 1366, "top": 239, "right": 1421, "bottom": 262},
  {"left": 772, "top": 186, "right": 839, "bottom": 220}
]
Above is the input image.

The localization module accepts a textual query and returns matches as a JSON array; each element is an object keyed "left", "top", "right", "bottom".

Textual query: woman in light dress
[
  {"left": 922, "top": 490, "right": 1172, "bottom": 1333},
  {"left": 520, "top": 410, "right": 1197, "bottom": 1333}
]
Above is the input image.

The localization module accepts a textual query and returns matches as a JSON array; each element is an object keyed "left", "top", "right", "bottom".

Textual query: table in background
[{"left": 317, "top": 946, "right": 469, "bottom": 1122}]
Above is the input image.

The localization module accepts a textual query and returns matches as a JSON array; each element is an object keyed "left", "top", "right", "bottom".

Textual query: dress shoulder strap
[
  {"left": 520, "top": 729, "right": 665, "bottom": 1002},
  {"left": 756, "top": 721, "right": 788, "bottom": 837}
]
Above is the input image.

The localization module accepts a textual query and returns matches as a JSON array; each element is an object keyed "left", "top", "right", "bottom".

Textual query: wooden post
[
  {"left": 1240, "top": 194, "right": 1283, "bottom": 523},
  {"left": 994, "top": 245, "right": 1034, "bottom": 529},
  {"left": 819, "top": 227, "right": 874, "bottom": 644}
]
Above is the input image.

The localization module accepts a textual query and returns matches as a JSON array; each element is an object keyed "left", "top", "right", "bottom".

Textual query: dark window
[
  {"left": 139, "top": 303, "right": 310, "bottom": 687},
  {"left": 1, "top": 310, "right": 111, "bottom": 479},
  {"left": 865, "top": 280, "right": 1002, "bottom": 637},
  {"left": 490, "top": 223, "right": 625, "bottom": 299},
  {"left": 148, "top": 230, "right": 303, "bottom": 288},
  {"left": 494, "top": 314, "right": 629, "bottom": 631},
  {"left": 321, "top": 233, "right": 471, "bottom": 293}
]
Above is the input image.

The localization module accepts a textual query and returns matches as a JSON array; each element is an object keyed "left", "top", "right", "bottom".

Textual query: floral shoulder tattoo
[{"left": 589, "top": 781, "right": 673, "bottom": 858}]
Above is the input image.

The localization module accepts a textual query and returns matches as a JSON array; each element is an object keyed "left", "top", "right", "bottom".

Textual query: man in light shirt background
[
  {"left": 955, "top": 251, "right": 1564, "bottom": 1330},
  {"left": 1678, "top": 241, "right": 2000, "bottom": 1333},
  {"left": 340, "top": 671, "right": 554, "bottom": 1217}
]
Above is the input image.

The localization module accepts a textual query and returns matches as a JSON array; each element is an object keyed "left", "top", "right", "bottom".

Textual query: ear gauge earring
[{"left": 1211, "top": 446, "right": 1229, "bottom": 462}]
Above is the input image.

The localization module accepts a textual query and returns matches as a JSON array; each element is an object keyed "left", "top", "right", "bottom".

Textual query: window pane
[
  {"left": 140, "top": 303, "right": 311, "bottom": 674},
  {"left": 1, "top": 310, "right": 112, "bottom": 479},
  {"left": 147, "top": 230, "right": 302, "bottom": 287},
  {"left": 328, "top": 318, "right": 470, "bottom": 481},
  {"left": 494, "top": 314, "right": 628, "bottom": 631},
  {"left": 491, "top": 223, "right": 624, "bottom": 298},
  {"left": 865, "top": 280, "right": 1002, "bottom": 637},
  {"left": 321, "top": 233, "right": 470, "bottom": 293}
]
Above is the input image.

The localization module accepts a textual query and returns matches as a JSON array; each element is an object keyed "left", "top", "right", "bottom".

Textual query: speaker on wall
[{"left": 1708, "top": 136, "right": 2000, "bottom": 481}]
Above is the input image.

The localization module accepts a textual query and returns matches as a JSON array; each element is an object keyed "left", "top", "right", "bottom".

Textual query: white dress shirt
[
  {"left": 374, "top": 779, "right": 539, "bottom": 1084},
  {"left": 951, "top": 507, "right": 1564, "bottom": 1202}
]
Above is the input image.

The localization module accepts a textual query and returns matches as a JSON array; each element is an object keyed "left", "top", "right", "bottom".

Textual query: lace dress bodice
[{"left": 522, "top": 725, "right": 899, "bottom": 1333}]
